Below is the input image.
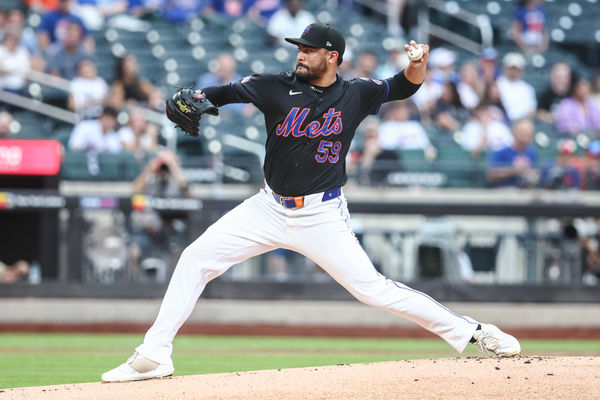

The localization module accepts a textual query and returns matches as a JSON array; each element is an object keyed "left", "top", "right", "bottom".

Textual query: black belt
[{"left": 271, "top": 187, "right": 342, "bottom": 209}]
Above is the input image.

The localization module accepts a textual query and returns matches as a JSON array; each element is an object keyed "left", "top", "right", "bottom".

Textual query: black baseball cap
[{"left": 285, "top": 23, "right": 345, "bottom": 61}]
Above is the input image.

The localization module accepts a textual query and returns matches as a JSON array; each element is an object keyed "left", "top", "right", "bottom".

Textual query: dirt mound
[{"left": 4, "top": 356, "right": 599, "bottom": 400}]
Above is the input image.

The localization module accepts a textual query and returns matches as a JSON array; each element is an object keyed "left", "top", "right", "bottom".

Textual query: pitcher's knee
[
  {"left": 347, "top": 277, "right": 398, "bottom": 308},
  {"left": 177, "top": 246, "right": 198, "bottom": 267},
  {"left": 352, "top": 289, "right": 388, "bottom": 308},
  {"left": 175, "top": 245, "right": 228, "bottom": 283}
]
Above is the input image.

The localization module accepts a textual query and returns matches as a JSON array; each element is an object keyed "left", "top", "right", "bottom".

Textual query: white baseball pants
[{"left": 136, "top": 184, "right": 479, "bottom": 365}]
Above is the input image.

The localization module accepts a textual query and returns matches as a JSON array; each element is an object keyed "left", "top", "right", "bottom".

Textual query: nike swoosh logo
[{"left": 289, "top": 90, "right": 302, "bottom": 96}]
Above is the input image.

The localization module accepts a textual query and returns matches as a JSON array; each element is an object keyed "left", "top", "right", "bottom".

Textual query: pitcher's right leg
[
  {"left": 137, "top": 193, "right": 284, "bottom": 363},
  {"left": 103, "top": 192, "right": 283, "bottom": 382}
]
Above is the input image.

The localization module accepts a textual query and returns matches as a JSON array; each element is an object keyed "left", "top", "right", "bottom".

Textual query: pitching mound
[{"left": 5, "top": 356, "right": 599, "bottom": 400}]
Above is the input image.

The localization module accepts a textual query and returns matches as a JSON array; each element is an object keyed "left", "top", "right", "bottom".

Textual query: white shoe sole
[{"left": 102, "top": 365, "right": 175, "bottom": 383}]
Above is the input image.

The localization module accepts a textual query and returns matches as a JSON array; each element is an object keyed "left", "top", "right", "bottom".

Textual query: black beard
[{"left": 295, "top": 60, "right": 327, "bottom": 81}]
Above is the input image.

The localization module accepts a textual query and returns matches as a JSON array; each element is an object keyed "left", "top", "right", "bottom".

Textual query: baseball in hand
[{"left": 407, "top": 45, "right": 423, "bottom": 61}]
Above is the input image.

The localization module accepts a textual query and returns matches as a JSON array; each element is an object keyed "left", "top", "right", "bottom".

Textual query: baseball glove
[{"left": 165, "top": 87, "right": 219, "bottom": 136}]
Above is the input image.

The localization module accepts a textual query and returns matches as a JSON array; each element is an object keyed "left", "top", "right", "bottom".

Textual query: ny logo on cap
[{"left": 302, "top": 25, "right": 311, "bottom": 36}]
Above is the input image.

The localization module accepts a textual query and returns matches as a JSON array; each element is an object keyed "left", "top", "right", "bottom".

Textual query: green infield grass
[{"left": 1, "top": 333, "right": 599, "bottom": 388}]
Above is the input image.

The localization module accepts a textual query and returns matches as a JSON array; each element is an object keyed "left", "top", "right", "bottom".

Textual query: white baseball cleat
[
  {"left": 102, "top": 352, "right": 174, "bottom": 383},
  {"left": 472, "top": 323, "right": 521, "bottom": 357}
]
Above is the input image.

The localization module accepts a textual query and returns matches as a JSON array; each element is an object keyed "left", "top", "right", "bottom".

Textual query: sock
[{"left": 469, "top": 324, "right": 482, "bottom": 343}]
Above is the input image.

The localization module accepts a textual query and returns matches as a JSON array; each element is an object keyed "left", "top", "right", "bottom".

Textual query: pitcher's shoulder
[{"left": 348, "top": 76, "right": 387, "bottom": 87}]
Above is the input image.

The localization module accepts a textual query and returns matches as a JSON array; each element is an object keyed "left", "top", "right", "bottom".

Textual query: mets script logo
[
  {"left": 177, "top": 100, "right": 191, "bottom": 113},
  {"left": 276, "top": 107, "right": 343, "bottom": 138}
]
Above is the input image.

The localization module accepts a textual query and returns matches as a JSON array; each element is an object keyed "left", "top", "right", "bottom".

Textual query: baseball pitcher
[{"left": 102, "top": 23, "right": 520, "bottom": 383}]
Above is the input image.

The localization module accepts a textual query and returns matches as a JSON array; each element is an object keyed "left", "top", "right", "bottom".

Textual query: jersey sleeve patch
[
  {"left": 241, "top": 75, "right": 252, "bottom": 84},
  {"left": 358, "top": 77, "right": 383, "bottom": 85}
]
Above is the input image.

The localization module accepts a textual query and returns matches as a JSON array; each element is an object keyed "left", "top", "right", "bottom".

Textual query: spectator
[
  {"left": 350, "top": 116, "right": 401, "bottom": 186},
  {"left": 411, "top": 68, "right": 442, "bottom": 119},
  {"left": 554, "top": 77, "right": 600, "bottom": 137},
  {"left": 456, "top": 62, "right": 483, "bottom": 110},
  {"left": 428, "top": 47, "right": 458, "bottom": 85},
  {"left": 37, "top": 0, "right": 93, "bottom": 54},
  {"left": 351, "top": 51, "right": 378, "bottom": 80},
  {"left": 386, "top": 0, "right": 413, "bottom": 37},
  {"left": 0, "top": 260, "right": 30, "bottom": 283},
  {"left": 160, "top": 0, "right": 207, "bottom": 23},
  {"left": 539, "top": 138, "right": 581, "bottom": 190},
  {"left": 0, "top": 25, "right": 31, "bottom": 95},
  {"left": 109, "top": 54, "right": 163, "bottom": 110},
  {"left": 68, "top": 59, "right": 109, "bottom": 119},
  {"left": 0, "top": 111, "right": 14, "bottom": 138},
  {"left": 132, "top": 149, "right": 188, "bottom": 196},
  {"left": 591, "top": 75, "right": 600, "bottom": 109},
  {"left": 119, "top": 106, "right": 159, "bottom": 159},
  {"left": 537, "top": 62, "right": 572, "bottom": 124},
  {"left": 431, "top": 81, "right": 469, "bottom": 134},
  {"left": 25, "top": 0, "right": 60, "bottom": 13},
  {"left": 267, "top": 0, "right": 315, "bottom": 46},
  {"left": 196, "top": 52, "right": 239, "bottom": 87},
  {"left": 5, "top": 9, "right": 42, "bottom": 58},
  {"left": 379, "top": 100, "right": 433, "bottom": 151},
  {"left": 128, "top": 150, "right": 189, "bottom": 282},
  {"left": 579, "top": 219, "right": 600, "bottom": 283},
  {"left": 0, "top": 8, "right": 7, "bottom": 37},
  {"left": 496, "top": 52, "right": 537, "bottom": 122},
  {"left": 487, "top": 118, "right": 539, "bottom": 188},
  {"left": 246, "top": 0, "right": 281, "bottom": 25},
  {"left": 511, "top": 0, "right": 548, "bottom": 54},
  {"left": 337, "top": 44, "right": 354, "bottom": 80},
  {"left": 207, "top": 0, "right": 253, "bottom": 19},
  {"left": 194, "top": 52, "right": 251, "bottom": 116},
  {"left": 461, "top": 103, "right": 514, "bottom": 158},
  {"left": 72, "top": 0, "right": 128, "bottom": 30},
  {"left": 576, "top": 141, "right": 600, "bottom": 190},
  {"left": 374, "top": 46, "right": 408, "bottom": 80},
  {"left": 68, "top": 105, "right": 121, "bottom": 153},
  {"left": 482, "top": 81, "right": 508, "bottom": 123},
  {"left": 478, "top": 47, "right": 500, "bottom": 85},
  {"left": 129, "top": 0, "right": 161, "bottom": 18},
  {"left": 205, "top": 0, "right": 282, "bottom": 23},
  {"left": 45, "top": 20, "right": 91, "bottom": 80}
]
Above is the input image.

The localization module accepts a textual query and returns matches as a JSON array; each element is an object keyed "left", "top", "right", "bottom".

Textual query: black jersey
[{"left": 203, "top": 70, "right": 421, "bottom": 196}]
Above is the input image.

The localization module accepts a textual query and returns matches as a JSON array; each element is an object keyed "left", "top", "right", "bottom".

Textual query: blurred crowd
[
  {"left": 0, "top": 0, "right": 169, "bottom": 165},
  {"left": 345, "top": 0, "right": 600, "bottom": 190},
  {"left": 0, "top": 0, "right": 600, "bottom": 192},
  {"left": 347, "top": 46, "right": 600, "bottom": 190},
  {"left": 2, "top": 0, "right": 600, "bottom": 286}
]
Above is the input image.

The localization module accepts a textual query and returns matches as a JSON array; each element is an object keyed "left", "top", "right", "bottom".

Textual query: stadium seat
[
  {"left": 96, "top": 152, "right": 143, "bottom": 181},
  {"left": 397, "top": 149, "right": 433, "bottom": 172},
  {"left": 53, "top": 127, "right": 72, "bottom": 147},
  {"left": 177, "top": 134, "right": 205, "bottom": 157},
  {"left": 435, "top": 144, "right": 480, "bottom": 188},
  {"left": 61, "top": 151, "right": 96, "bottom": 181},
  {"left": 535, "top": 143, "right": 558, "bottom": 166},
  {"left": 11, "top": 111, "right": 54, "bottom": 139}
]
